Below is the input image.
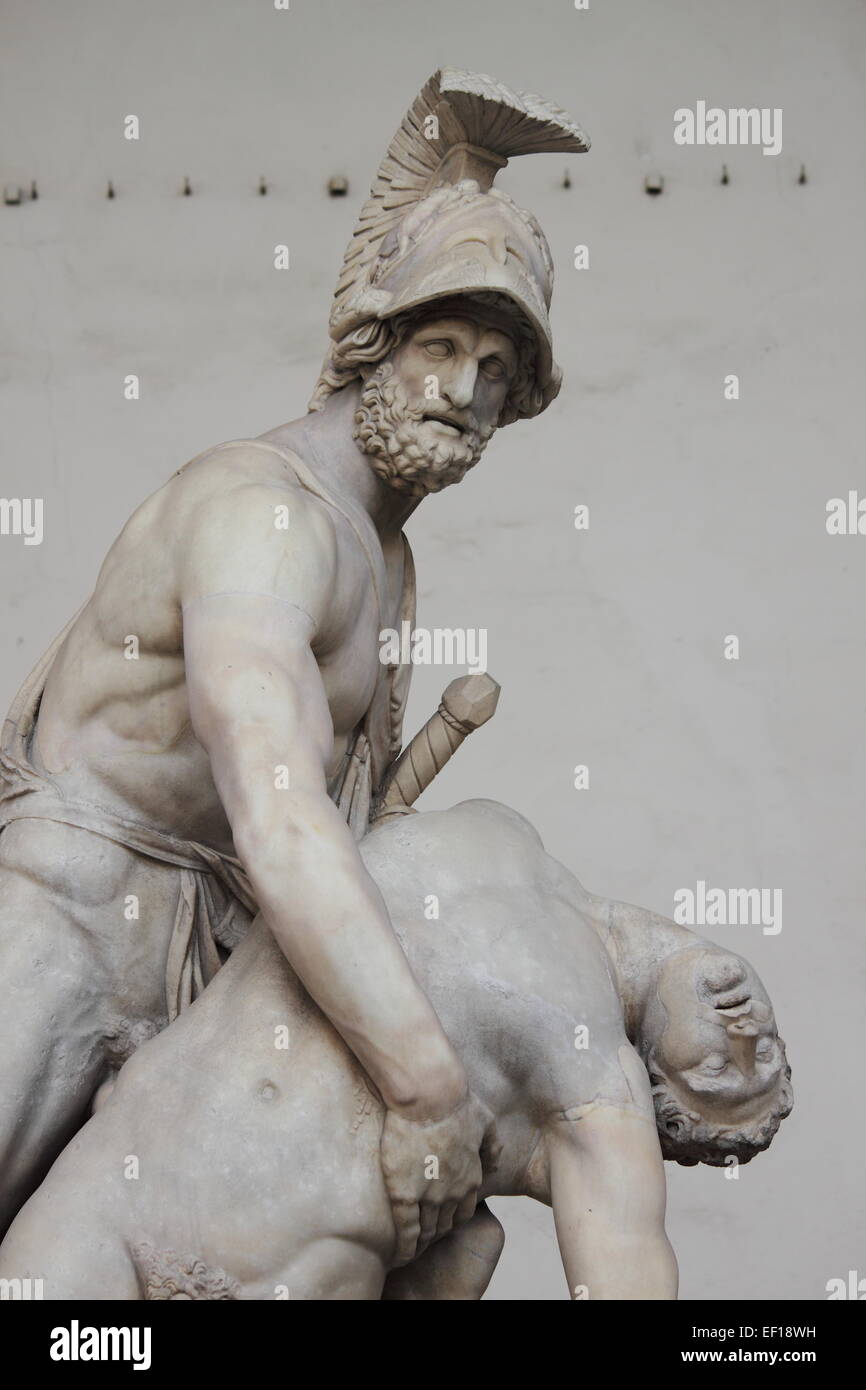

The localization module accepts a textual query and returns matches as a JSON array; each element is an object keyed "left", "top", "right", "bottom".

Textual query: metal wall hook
[
  {"left": 182, "top": 176, "right": 192, "bottom": 197},
  {"left": 720, "top": 164, "right": 729, "bottom": 185},
  {"left": 258, "top": 176, "right": 268, "bottom": 196},
  {"left": 327, "top": 175, "right": 348, "bottom": 197},
  {"left": 644, "top": 172, "right": 664, "bottom": 196},
  {"left": 798, "top": 164, "right": 807, "bottom": 185}
]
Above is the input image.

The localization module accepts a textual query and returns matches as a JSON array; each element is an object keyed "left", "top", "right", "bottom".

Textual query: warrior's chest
[{"left": 320, "top": 552, "right": 410, "bottom": 736}]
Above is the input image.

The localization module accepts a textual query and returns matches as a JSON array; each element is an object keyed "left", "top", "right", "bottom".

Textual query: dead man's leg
[{"left": 381, "top": 1203, "right": 505, "bottom": 1300}]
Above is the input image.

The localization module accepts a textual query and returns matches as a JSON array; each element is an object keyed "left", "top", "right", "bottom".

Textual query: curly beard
[{"left": 353, "top": 363, "right": 495, "bottom": 499}]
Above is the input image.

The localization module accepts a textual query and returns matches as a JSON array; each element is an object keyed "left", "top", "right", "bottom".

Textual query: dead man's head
[{"left": 641, "top": 946, "right": 793, "bottom": 1168}]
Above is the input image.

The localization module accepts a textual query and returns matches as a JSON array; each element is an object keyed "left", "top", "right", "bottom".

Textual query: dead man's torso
[{"left": 15, "top": 802, "right": 638, "bottom": 1296}]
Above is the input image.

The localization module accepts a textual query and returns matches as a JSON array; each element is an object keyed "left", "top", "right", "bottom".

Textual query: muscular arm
[
  {"left": 547, "top": 1050, "right": 678, "bottom": 1300},
  {"left": 176, "top": 467, "right": 494, "bottom": 1262},
  {"left": 179, "top": 477, "right": 463, "bottom": 1117}
]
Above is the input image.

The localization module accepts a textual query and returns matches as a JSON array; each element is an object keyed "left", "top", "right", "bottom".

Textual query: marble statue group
[{"left": 0, "top": 69, "right": 792, "bottom": 1299}]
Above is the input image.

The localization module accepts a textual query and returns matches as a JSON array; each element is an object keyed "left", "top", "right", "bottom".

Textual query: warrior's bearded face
[{"left": 353, "top": 310, "right": 517, "bottom": 498}]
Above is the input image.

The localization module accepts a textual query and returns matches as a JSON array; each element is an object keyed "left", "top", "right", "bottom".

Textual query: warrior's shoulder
[
  {"left": 169, "top": 435, "right": 314, "bottom": 495},
  {"left": 163, "top": 437, "right": 339, "bottom": 541}
]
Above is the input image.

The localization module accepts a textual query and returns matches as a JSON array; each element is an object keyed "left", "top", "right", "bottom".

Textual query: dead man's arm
[{"left": 547, "top": 1077, "right": 678, "bottom": 1300}]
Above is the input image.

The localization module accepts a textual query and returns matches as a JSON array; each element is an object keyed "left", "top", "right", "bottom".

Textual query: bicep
[
  {"left": 177, "top": 475, "right": 342, "bottom": 791},
  {"left": 547, "top": 1054, "right": 675, "bottom": 1298},
  {"left": 549, "top": 1101, "right": 667, "bottom": 1235},
  {"left": 177, "top": 470, "right": 337, "bottom": 627},
  {"left": 182, "top": 592, "right": 334, "bottom": 825}
]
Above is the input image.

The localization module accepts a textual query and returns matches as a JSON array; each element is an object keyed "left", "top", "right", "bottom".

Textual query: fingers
[
  {"left": 480, "top": 1118, "right": 502, "bottom": 1173},
  {"left": 455, "top": 1189, "right": 479, "bottom": 1228},
  {"left": 417, "top": 1197, "right": 440, "bottom": 1255},
  {"left": 417, "top": 1188, "right": 475, "bottom": 1256},
  {"left": 391, "top": 1201, "right": 422, "bottom": 1268},
  {"left": 435, "top": 1198, "right": 460, "bottom": 1242}
]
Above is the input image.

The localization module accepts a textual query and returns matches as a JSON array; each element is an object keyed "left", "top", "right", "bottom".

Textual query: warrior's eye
[
  {"left": 422, "top": 340, "right": 453, "bottom": 359},
  {"left": 481, "top": 357, "right": 506, "bottom": 380}
]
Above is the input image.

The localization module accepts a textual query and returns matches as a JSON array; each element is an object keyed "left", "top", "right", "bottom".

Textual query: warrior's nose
[{"left": 442, "top": 361, "right": 478, "bottom": 410}]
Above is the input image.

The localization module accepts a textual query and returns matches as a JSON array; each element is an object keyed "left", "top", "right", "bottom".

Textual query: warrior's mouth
[{"left": 423, "top": 413, "right": 466, "bottom": 435}]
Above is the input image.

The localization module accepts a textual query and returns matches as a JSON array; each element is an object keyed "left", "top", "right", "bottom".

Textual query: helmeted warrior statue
[{"left": 0, "top": 70, "right": 589, "bottom": 1267}]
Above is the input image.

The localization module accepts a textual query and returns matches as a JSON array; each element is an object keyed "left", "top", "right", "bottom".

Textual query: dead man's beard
[{"left": 353, "top": 363, "right": 495, "bottom": 498}]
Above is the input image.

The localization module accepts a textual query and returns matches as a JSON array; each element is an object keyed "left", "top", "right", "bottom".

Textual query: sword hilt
[{"left": 372, "top": 672, "right": 500, "bottom": 823}]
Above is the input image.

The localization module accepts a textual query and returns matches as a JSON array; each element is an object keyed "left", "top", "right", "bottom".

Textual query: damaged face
[
  {"left": 650, "top": 948, "right": 785, "bottom": 1124},
  {"left": 642, "top": 946, "right": 792, "bottom": 1166},
  {"left": 353, "top": 307, "right": 518, "bottom": 498}
]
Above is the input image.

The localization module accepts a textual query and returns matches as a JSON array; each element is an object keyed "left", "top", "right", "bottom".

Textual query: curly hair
[
  {"left": 308, "top": 292, "right": 550, "bottom": 425},
  {"left": 647, "top": 1043, "right": 794, "bottom": 1168}
]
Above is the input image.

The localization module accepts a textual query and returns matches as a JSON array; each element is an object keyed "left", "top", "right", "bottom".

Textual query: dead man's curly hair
[{"left": 647, "top": 1043, "right": 794, "bottom": 1168}]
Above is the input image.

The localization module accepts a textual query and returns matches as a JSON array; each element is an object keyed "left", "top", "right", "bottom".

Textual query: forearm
[{"left": 234, "top": 794, "right": 465, "bottom": 1117}]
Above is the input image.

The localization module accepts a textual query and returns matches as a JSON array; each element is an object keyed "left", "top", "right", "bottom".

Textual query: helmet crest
[{"left": 313, "top": 68, "right": 589, "bottom": 421}]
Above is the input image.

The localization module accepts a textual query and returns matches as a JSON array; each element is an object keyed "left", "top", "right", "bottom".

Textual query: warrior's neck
[{"left": 271, "top": 386, "right": 421, "bottom": 541}]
